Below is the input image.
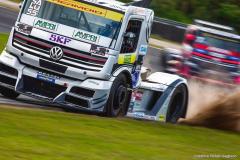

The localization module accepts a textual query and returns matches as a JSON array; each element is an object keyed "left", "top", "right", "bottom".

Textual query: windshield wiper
[
  {"left": 79, "top": 12, "right": 92, "bottom": 32},
  {"left": 109, "top": 18, "right": 123, "bottom": 49}
]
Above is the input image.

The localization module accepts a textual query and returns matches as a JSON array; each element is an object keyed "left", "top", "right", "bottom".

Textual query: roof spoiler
[{"left": 128, "top": 0, "right": 152, "bottom": 7}]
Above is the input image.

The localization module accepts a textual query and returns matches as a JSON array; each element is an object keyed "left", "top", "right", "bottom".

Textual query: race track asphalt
[{"left": 0, "top": 6, "right": 163, "bottom": 109}]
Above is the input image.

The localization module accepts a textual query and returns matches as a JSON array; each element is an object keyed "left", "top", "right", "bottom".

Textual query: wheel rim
[{"left": 113, "top": 85, "right": 127, "bottom": 111}]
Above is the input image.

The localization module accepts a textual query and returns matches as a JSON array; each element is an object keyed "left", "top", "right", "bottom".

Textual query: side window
[{"left": 120, "top": 20, "right": 142, "bottom": 54}]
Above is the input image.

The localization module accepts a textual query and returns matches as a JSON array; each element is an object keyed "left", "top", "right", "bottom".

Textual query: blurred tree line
[{"left": 120, "top": 0, "right": 240, "bottom": 33}]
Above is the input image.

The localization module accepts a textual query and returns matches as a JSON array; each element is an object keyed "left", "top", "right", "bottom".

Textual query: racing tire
[
  {"left": 0, "top": 86, "right": 20, "bottom": 99},
  {"left": 105, "top": 74, "right": 132, "bottom": 117},
  {"left": 166, "top": 84, "right": 188, "bottom": 123}
]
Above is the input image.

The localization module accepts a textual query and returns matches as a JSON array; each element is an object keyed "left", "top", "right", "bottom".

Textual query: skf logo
[{"left": 49, "top": 34, "right": 71, "bottom": 45}]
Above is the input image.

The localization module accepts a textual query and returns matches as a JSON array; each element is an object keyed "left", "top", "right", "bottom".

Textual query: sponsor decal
[
  {"left": 26, "top": 0, "right": 42, "bottom": 16},
  {"left": 37, "top": 71, "right": 60, "bottom": 83},
  {"left": 90, "top": 44, "right": 108, "bottom": 56},
  {"left": 134, "top": 91, "right": 143, "bottom": 101},
  {"left": 159, "top": 115, "right": 165, "bottom": 121},
  {"left": 132, "top": 70, "right": 140, "bottom": 87},
  {"left": 16, "top": 23, "right": 33, "bottom": 35},
  {"left": 124, "top": 55, "right": 131, "bottom": 64},
  {"left": 130, "top": 90, "right": 143, "bottom": 111},
  {"left": 47, "top": 0, "right": 105, "bottom": 16},
  {"left": 49, "top": 34, "right": 71, "bottom": 45},
  {"left": 139, "top": 45, "right": 148, "bottom": 55},
  {"left": 73, "top": 30, "right": 99, "bottom": 43},
  {"left": 34, "top": 19, "right": 58, "bottom": 31},
  {"left": 118, "top": 53, "right": 137, "bottom": 64},
  {"left": 133, "top": 112, "right": 145, "bottom": 118},
  {"left": 47, "top": 0, "right": 123, "bottom": 21}
]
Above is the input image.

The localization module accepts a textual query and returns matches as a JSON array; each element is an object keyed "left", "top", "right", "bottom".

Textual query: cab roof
[{"left": 189, "top": 24, "right": 240, "bottom": 41}]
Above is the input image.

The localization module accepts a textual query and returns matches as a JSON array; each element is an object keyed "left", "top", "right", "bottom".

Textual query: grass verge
[
  {"left": 0, "top": 105, "right": 239, "bottom": 160},
  {"left": 9, "top": 0, "right": 22, "bottom": 3},
  {"left": 0, "top": 33, "right": 9, "bottom": 52}
]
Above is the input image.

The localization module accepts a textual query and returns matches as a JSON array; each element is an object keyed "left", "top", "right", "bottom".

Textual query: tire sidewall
[
  {"left": 105, "top": 74, "right": 131, "bottom": 117},
  {"left": 166, "top": 84, "right": 188, "bottom": 123}
]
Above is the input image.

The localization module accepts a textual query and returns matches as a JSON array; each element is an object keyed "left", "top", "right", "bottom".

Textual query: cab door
[{"left": 118, "top": 16, "right": 147, "bottom": 88}]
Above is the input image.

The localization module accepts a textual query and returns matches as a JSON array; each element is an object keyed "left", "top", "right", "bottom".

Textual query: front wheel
[
  {"left": 105, "top": 74, "right": 132, "bottom": 117},
  {"left": 0, "top": 86, "right": 20, "bottom": 99}
]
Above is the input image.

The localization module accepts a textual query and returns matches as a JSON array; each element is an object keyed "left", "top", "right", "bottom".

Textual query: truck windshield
[
  {"left": 196, "top": 33, "right": 240, "bottom": 53},
  {"left": 23, "top": 0, "right": 122, "bottom": 39}
]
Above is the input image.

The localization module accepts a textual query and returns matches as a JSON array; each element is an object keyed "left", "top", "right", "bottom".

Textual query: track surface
[
  {"left": 0, "top": 6, "right": 17, "bottom": 32},
  {"left": 0, "top": 6, "right": 163, "bottom": 109}
]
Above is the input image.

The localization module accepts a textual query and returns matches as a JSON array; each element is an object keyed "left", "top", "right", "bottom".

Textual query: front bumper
[{"left": 0, "top": 50, "right": 113, "bottom": 112}]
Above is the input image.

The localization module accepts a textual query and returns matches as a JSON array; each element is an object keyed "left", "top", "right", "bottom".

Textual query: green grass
[
  {"left": 0, "top": 33, "right": 9, "bottom": 52},
  {"left": 0, "top": 33, "right": 239, "bottom": 159},
  {"left": 9, "top": 0, "right": 22, "bottom": 3},
  {"left": 0, "top": 106, "right": 239, "bottom": 160}
]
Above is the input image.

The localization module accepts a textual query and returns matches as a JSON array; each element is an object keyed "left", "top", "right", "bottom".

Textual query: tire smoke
[{"left": 179, "top": 81, "right": 240, "bottom": 132}]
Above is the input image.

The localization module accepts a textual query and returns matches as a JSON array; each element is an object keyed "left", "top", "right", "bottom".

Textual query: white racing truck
[{"left": 0, "top": 0, "right": 188, "bottom": 123}]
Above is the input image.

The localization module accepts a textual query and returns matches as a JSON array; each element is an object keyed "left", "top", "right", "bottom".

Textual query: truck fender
[
  {"left": 146, "top": 72, "right": 188, "bottom": 122},
  {"left": 110, "top": 66, "right": 133, "bottom": 86}
]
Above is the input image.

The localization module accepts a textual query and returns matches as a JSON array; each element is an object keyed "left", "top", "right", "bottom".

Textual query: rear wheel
[
  {"left": 166, "top": 84, "right": 188, "bottom": 123},
  {"left": 105, "top": 74, "right": 132, "bottom": 117},
  {"left": 0, "top": 86, "right": 20, "bottom": 99}
]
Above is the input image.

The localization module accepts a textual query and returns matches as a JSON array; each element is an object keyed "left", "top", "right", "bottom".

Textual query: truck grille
[
  {"left": 65, "top": 95, "right": 89, "bottom": 108},
  {"left": 0, "top": 74, "right": 17, "bottom": 87},
  {"left": 12, "top": 32, "right": 107, "bottom": 72}
]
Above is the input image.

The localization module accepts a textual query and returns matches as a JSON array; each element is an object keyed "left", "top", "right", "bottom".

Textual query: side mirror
[
  {"left": 124, "top": 32, "right": 136, "bottom": 39},
  {"left": 19, "top": 2, "right": 22, "bottom": 9}
]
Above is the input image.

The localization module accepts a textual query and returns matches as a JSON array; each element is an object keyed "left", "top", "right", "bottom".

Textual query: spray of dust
[{"left": 179, "top": 80, "right": 240, "bottom": 132}]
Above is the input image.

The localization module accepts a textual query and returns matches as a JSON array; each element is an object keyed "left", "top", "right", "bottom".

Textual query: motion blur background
[{"left": 122, "top": 0, "right": 240, "bottom": 33}]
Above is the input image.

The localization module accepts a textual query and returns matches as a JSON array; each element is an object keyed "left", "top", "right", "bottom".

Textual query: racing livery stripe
[
  {"left": 192, "top": 52, "right": 239, "bottom": 65},
  {"left": 47, "top": 0, "right": 124, "bottom": 22}
]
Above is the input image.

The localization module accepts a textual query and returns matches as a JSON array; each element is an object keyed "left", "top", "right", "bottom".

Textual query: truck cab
[{"left": 0, "top": 0, "right": 154, "bottom": 116}]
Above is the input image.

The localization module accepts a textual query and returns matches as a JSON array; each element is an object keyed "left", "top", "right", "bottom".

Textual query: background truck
[
  {"left": 0, "top": 0, "right": 188, "bottom": 122},
  {"left": 162, "top": 19, "right": 240, "bottom": 86}
]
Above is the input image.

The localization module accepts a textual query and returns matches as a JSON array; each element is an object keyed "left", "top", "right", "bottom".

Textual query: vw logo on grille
[{"left": 49, "top": 46, "right": 63, "bottom": 61}]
